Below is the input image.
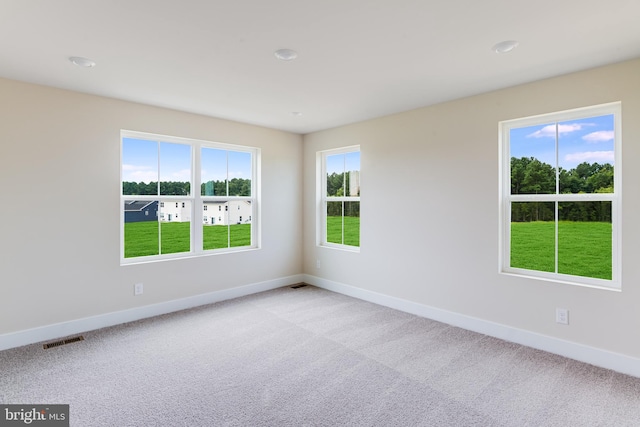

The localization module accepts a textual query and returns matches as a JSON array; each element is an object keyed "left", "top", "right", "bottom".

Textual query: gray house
[{"left": 124, "top": 201, "right": 158, "bottom": 223}]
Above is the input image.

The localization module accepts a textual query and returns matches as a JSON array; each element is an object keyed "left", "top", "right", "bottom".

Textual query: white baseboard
[
  {"left": 304, "top": 274, "right": 640, "bottom": 378},
  {"left": 0, "top": 274, "right": 304, "bottom": 352}
]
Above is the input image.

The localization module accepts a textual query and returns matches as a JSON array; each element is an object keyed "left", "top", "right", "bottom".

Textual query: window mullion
[
  {"left": 193, "top": 143, "right": 201, "bottom": 254},
  {"left": 554, "top": 123, "right": 559, "bottom": 274},
  {"left": 555, "top": 200, "right": 559, "bottom": 274},
  {"left": 157, "top": 141, "right": 162, "bottom": 255}
]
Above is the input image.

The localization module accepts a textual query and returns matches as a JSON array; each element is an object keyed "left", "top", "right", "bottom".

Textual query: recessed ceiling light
[
  {"left": 492, "top": 40, "right": 519, "bottom": 54},
  {"left": 69, "top": 56, "right": 96, "bottom": 67},
  {"left": 274, "top": 49, "right": 298, "bottom": 61}
]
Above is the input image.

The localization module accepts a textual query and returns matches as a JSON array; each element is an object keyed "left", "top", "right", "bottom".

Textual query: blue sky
[
  {"left": 510, "top": 114, "right": 614, "bottom": 170},
  {"left": 122, "top": 138, "right": 251, "bottom": 183},
  {"left": 326, "top": 151, "right": 360, "bottom": 175}
]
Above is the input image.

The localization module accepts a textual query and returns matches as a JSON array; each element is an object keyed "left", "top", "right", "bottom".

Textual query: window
[
  {"left": 319, "top": 146, "right": 360, "bottom": 249},
  {"left": 500, "top": 103, "right": 621, "bottom": 289},
  {"left": 121, "top": 130, "right": 259, "bottom": 263}
]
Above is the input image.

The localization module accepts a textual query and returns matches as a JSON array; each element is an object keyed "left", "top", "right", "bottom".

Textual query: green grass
[
  {"left": 511, "top": 221, "right": 612, "bottom": 280},
  {"left": 124, "top": 221, "right": 251, "bottom": 258},
  {"left": 203, "top": 224, "right": 251, "bottom": 250},
  {"left": 327, "top": 216, "right": 360, "bottom": 247}
]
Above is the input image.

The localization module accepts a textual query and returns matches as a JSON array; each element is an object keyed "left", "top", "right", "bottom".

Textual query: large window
[
  {"left": 121, "top": 131, "right": 258, "bottom": 263},
  {"left": 500, "top": 103, "right": 621, "bottom": 289},
  {"left": 319, "top": 147, "right": 360, "bottom": 249}
]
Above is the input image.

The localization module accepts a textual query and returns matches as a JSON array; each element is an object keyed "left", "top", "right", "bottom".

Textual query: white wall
[
  {"left": 0, "top": 78, "right": 303, "bottom": 336},
  {"left": 303, "top": 58, "right": 640, "bottom": 359}
]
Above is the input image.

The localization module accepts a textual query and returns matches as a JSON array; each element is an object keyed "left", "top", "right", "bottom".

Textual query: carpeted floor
[{"left": 1, "top": 285, "right": 639, "bottom": 426}]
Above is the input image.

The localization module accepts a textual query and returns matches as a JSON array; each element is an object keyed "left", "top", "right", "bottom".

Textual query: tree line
[
  {"left": 122, "top": 178, "right": 251, "bottom": 197},
  {"left": 326, "top": 172, "right": 360, "bottom": 217},
  {"left": 511, "top": 158, "right": 613, "bottom": 223}
]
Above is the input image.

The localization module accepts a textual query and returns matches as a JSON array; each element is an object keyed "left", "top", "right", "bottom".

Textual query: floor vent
[
  {"left": 43, "top": 335, "right": 85, "bottom": 350},
  {"left": 290, "top": 283, "right": 308, "bottom": 289}
]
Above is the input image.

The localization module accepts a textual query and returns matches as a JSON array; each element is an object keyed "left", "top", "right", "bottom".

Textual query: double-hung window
[
  {"left": 121, "top": 130, "right": 259, "bottom": 263},
  {"left": 499, "top": 102, "right": 621, "bottom": 289},
  {"left": 319, "top": 146, "right": 361, "bottom": 249}
]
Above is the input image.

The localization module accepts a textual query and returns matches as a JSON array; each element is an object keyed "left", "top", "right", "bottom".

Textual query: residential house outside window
[{"left": 121, "top": 130, "right": 259, "bottom": 263}]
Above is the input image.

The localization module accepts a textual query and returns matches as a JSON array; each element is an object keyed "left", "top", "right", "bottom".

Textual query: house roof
[{"left": 124, "top": 201, "right": 156, "bottom": 212}]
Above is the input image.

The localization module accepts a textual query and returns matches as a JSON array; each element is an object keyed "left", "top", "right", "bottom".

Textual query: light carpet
[{"left": 1, "top": 285, "right": 639, "bottom": 426}]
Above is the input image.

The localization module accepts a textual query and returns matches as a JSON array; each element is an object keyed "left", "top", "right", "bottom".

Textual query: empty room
[{"left": 2, "top": 1, "right": 640, "bottom": 425}]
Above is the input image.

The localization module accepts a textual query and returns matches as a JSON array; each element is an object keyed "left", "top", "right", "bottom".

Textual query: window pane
[
  {"left": 345, "top": 151, "right": 361, "bottom": 196},
  {"left": 558, "top": 115, "right": 615, "bottom": 194},
  {"left": 159, "top": 200, "right": 190, "bottom": 254},
  {"left": 344, "top": 201, "right": 360, "bottom": 247},
  {"left": 124, "top": 200, "right": 159, "bottom": 257},
  {"left": 558, "top": 202, "right": 612, "bottom": 280},
  {"left": 159, "top": 142, "right": 191, "bottom": 196},
  {"left": 510, "top": 202, "right": 555, "bottom": 272},
  {"left": 510, "top": 123, "right": 556, "bottom": 195},
  {"left": 201, "top": 148, "right": 227, "bottom": 196},
  {"left": 326, "top": 154, "right": 345, "bottom": 196},
  {"left": 326, "top": 201, "right": 343, "bottom": 244},
  {"left": 228, "top": 151, "right": 252, "bottom": 196},
  {"left": 122, "top": 138, "right": 158, "bottom": 195},
  {"left": 203, "top": 202, "right": 228, "bottom": 250},
  {"left": 230, "top": 201, "right": 251, "bottom": 247}
]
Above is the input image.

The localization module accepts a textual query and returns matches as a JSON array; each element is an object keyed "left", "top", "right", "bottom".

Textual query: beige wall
[
  {"left": 0, "top": 78, "right": 303, "bottom": 334},
  {"left": 303, "top": 58, "right": 640, "bottom": 358},
  {"left": 2, "top": 58, "right": 640, "bottom": 361}
]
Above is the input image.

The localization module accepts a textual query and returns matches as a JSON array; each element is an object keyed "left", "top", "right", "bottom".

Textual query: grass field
[
  {"left": 510, "top": 221, "right": 612, "bottom": 280},
  {"left": 126, "top": 219, "right": 608, "bottom": 280},
  {"left": 327, "top": 216, "right": 360, "bottom": 247},
  {"left": 124, "top": 222, "right": 251, "bottom": 258}
]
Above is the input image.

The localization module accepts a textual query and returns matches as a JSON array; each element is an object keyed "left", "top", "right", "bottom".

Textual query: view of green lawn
[
  {"left": 126, "top": 219, "right": 608, "bottom": 280},
  {"left": 327, "top": 216, "right": 360, "bottom": 247},
  {"left": 510, "top": 221, "right": 612, "bottom": 280},
  {"left": 124, "top": 222, "right": 251, "bottom": 257}
]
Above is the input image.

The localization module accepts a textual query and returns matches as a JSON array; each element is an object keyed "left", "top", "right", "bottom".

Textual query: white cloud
[
  {"left": 583, "top": 130, "right": 614, "bottom": 143},
  {"left": 527, "top": 123, "right": 592, "bottom": 138},
  {"left": 122, "top": 164, "right": 156, "bottom": 183},
  {"left": 166, "top": 168, "right": 191, "bottom": 181},
  {"left": 564, "top": 151, "right": 614, "bottom": 164},
  {"left": 124, "top": 170, "right": 158, "bottom": 183}
]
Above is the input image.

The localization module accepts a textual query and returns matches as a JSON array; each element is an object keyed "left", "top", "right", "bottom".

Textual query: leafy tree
[
  {"left": 326, "top": 172, "right": 344, "bottom": 197},
  {"left": 510, "top": 158, "right": 614, "bottom": 223}
]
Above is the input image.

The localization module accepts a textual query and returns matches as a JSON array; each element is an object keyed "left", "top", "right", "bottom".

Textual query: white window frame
[
  {"left": 499, "top": 102, "right": 621, "bottom": 290},
  {"left": 317, "top": 145, "right": 361, "bottom": 251},
  {"left": 120, "top": 130, "right": 260, "bottom": 264}
]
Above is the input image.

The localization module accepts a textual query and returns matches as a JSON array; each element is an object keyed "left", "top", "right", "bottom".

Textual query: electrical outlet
[
  {"left": 134, "top": 283, "right": 144, "bottom": 296},
  {"left": 556, "top": 308, "right": 569, "bottom": 325},
  {"left": 316, "top": 259, "right": 321, "bottom": 269}
]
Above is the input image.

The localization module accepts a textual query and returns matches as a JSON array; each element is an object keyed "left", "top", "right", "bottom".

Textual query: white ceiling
[{"left": 2, "top": 1, "right": 640, "bottom": 134}]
